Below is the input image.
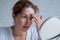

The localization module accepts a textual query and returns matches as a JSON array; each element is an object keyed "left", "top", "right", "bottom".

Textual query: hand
[{"left": 31, "top": 14, "right": 42, "bottom": 31}]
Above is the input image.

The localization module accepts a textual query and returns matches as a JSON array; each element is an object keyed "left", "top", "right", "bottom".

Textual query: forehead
[{"left": 22, "top": 7, "right": 35, "bottom": 15}]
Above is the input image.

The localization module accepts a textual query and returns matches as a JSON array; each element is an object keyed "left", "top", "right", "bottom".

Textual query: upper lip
[
  {"left": 24, "top": 26, "right": 28, "bottom": 27},
  {"left": 24, "top": 25, "right": 30, "bottom": 27}
]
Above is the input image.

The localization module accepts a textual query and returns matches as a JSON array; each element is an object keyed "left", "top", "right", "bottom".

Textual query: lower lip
[{"left": 23, "top": 26, "right": 29, "bottom": 28}]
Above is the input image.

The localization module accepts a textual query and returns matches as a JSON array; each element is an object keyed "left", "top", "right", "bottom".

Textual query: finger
[
  {"left": 39, "top": 16, "right": 42, "bottom": 28},
  {"left": 31, "top": 14, "right": 40, "bottom": 30},
  {"left": 40, "top": 16, "right": 42, "bottom": 19},
  {"left": 31, "top": 14, "right": 39, "bottom": 23}
]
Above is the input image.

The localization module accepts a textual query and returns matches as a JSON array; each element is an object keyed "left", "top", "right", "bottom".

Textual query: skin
[{"left": 12, "top": 7, "right": 42, "bottom": 40}]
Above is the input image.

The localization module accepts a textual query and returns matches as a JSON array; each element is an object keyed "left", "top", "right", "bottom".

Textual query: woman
[
  {"left": 12, "top": 0, "right": 43, "bottom": 40},
  {"left": 0, "top": 0, "right": 42, "bottom": 40}
]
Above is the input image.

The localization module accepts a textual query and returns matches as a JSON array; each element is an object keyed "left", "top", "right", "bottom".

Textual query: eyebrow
[{"left": 21, "top": 14, "right": 27, "bottom": 16}]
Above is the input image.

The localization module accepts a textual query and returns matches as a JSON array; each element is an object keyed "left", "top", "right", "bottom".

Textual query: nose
[
  {"left": 26, "top": 18, "right": 31, "bottom": 23},
  {"left": 25, "top": 17, "right": 32, "bottom": 26}
]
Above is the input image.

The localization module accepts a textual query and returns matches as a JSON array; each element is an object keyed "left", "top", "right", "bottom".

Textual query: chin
[{"left": 22, "top": 27, "right": 29, "bottom": 32}]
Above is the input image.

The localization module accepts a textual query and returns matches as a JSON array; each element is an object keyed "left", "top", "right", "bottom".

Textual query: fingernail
[{"left": 40, "top": 16, "right": 42, "bottom": 19}]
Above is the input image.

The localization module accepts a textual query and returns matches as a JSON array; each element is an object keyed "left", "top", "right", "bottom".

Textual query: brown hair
[{"left": 12, "top": 0, "right": 39, "bottom": 16}]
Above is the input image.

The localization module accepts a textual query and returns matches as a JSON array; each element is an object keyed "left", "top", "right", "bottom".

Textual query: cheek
[{"left": 20, "top": 19, "right": 26, "bottom": 24}]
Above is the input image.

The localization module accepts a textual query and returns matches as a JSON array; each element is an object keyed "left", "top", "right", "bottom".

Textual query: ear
[{"left": 12, "top": 13, "right": 15, "bottom": 19}]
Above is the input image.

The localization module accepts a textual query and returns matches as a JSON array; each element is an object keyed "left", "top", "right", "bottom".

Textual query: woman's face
[{"left": 13, "top": 7, "right": 35, "bottom": 31}]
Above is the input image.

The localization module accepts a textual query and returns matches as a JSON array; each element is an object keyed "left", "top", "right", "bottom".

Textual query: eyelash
[
  {"left": 21, "top": 16, "right": 27, "bottom": 18},
  {"left": 30, "top": 17, "right": 33, "bottom": 20},
  {"left": 21, "top": 16, "right": 33, "bottom": 20}
]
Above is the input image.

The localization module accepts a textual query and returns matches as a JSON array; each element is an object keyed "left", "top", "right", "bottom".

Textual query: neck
[{"left": 11, "top": 26, "right": 27, "bottom": 37}]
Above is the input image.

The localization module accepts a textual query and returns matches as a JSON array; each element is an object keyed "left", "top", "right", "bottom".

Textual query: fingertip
[{"left": 40, "top": 16, "right": 42, "bottom": 19}]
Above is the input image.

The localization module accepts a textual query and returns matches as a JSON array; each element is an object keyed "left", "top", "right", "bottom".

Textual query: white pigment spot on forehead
[{"left": 26, "top": 7, "right": 35, "bottom": 14}]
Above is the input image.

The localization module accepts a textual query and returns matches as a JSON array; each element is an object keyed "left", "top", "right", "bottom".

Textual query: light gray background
[{"left": 0, "top": 0, "right": 60, "bottom": 27}]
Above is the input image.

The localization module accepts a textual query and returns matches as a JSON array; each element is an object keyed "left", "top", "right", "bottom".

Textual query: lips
[{"left": 23, "top": 26, "right": 29, "bottom": 28}]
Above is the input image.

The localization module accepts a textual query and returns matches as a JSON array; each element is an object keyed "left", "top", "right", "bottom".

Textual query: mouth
[{"left": 23, "top": 26, "right": 30, "bottom": 28}]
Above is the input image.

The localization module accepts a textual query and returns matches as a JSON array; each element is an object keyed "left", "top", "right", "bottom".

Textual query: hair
[{"left": 12, "top": 0, "right": 39, "bottom": 16}]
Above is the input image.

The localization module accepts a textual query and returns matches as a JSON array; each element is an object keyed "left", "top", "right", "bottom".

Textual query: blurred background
[{"left": 0, "top": 0, "right": 60, "bottom": 27}]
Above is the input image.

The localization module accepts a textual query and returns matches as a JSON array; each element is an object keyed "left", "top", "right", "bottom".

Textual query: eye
[
  {"left": 30, "top": 17, "right": 33, "bottom": 20},
  {"left": 21, "top": 15, "right": 27, "bottom": 18}
]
